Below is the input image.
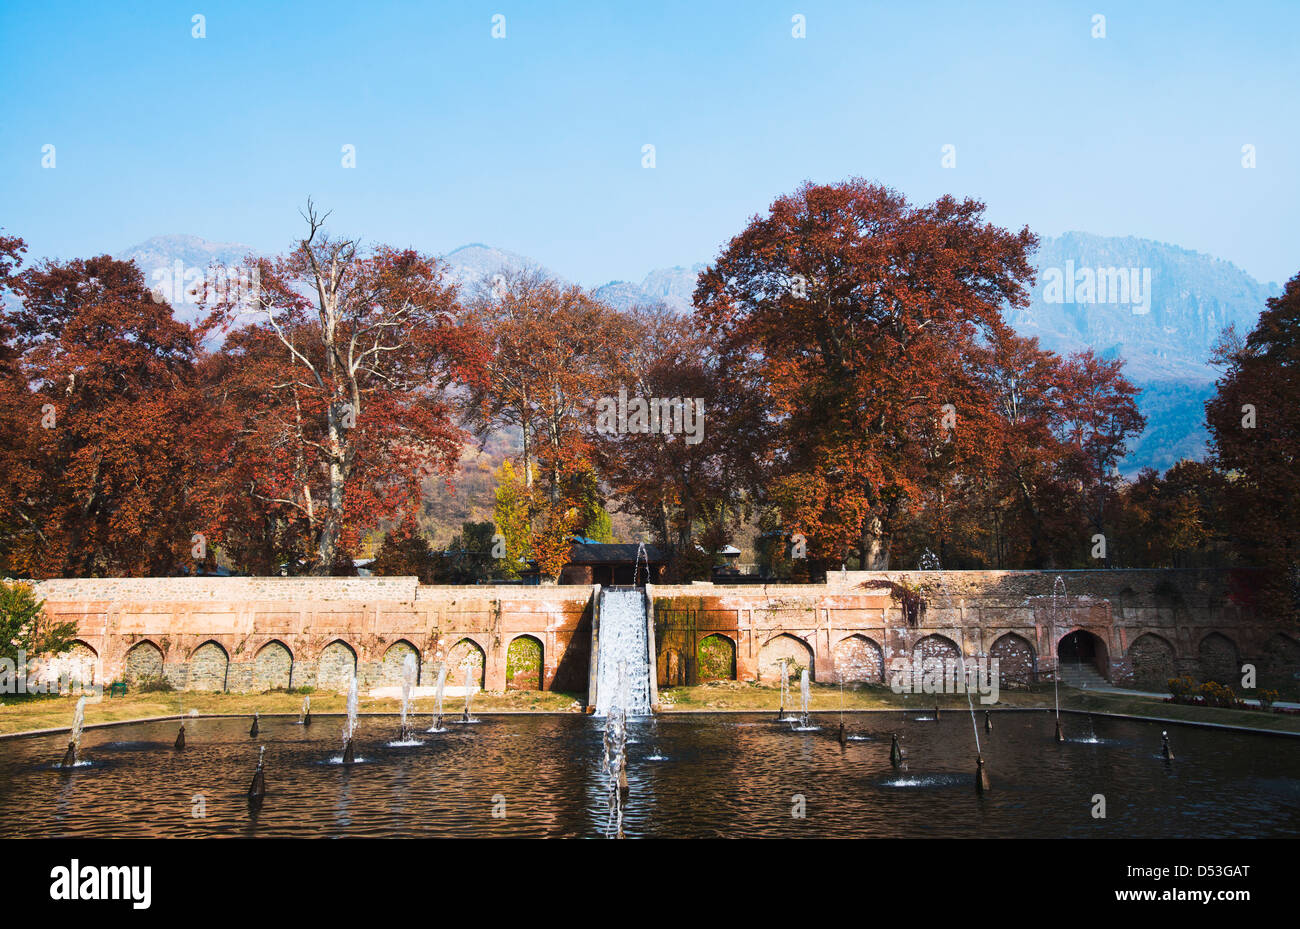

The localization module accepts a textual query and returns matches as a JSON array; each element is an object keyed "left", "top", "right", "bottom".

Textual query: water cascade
[
  {"left": 595, "top": 588, "right": 652, "bottom": 717},
  {"left": 341, "top": 677, "right": 359, "bottom": 764},
  {"left": 59, "top": 696, "right": 86, "bottom": 769},
  {"left": 602, "top": 663, "right": 631, "bottom": 838}
]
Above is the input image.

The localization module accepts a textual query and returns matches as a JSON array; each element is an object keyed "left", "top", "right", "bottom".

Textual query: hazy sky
[{"left": 2, "top": 0, "right": 1296, "bottom": 287}]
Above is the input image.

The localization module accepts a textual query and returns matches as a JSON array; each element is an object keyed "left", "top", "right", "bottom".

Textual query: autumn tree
[
  {"left": 593, "top": 306, "right": 763, "bottom": 579},
  {"left": 1206, "top": 272, "right": 1300, "bottom": 616},
  {"left": 3, "top": 254, "right": 208, "bottom": 576},
  {"left": 694, "top": 180, "right": 1038, "bottom": 570},
  {"left": 204, "top": 203, "right": 487, "bottom": 574},
  {"left": 464, "top": 269, "right": 631, "bottom": 503}
]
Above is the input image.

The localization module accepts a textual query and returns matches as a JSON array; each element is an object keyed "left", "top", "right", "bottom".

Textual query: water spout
[
  {"left": 247, "top": 745, "right": 266, "bottom": 806},
  {"left": 59, "top": 696, "right": 86, "bottom": 769},
  {"left": 461, "top": 660, "right": 475, "bottom": 723},
  {"left": 799, "top": 668, "right": 811, "bottom": 728},
  {"left": 429, "top": 662, "right": 448, "bottom": 731},
  {"left": 301, "top": 695, "right": 311, "bottom": 727},
  {"left": 398, "top": 652, "right": 418, "bottom": 741},
  {"left": 341, "top": 676, "right": 358, "bottom": 764}
]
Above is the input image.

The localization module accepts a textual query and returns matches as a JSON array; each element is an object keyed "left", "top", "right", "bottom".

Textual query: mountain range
[{"left": 116, "top": 232, "right": 1283, "bottom": 475}]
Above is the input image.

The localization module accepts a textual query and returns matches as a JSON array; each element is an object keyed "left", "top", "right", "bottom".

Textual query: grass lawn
[
  {"left": 4, "top": 681, "right": 1297, "bottom": 737},
  {"left": 0, "top": 688, "right": 586, "bottom": 737},
  {"left": 657, "top": 681, "right": 1300, "bottom": 734}
]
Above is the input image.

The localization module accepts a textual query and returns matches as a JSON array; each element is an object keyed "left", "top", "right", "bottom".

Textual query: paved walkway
[{"left": 1067, "top": 682, "right": 1300, "bottom": 710}]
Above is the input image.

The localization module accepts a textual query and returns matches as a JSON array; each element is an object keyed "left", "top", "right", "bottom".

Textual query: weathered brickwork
[
  {"left": 29, "top": 569, "right": 1300, "bottom": 697},
  {"left": 649, "top": 569, "right": 1298, "bottom": 691}
]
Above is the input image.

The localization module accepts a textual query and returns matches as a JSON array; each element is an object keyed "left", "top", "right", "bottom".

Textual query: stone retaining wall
[{"left": 28, "top": 569, "right": 1300, "bottom": 698}]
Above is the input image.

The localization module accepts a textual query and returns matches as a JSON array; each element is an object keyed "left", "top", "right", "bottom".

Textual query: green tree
[
  {"left": 372, "top": 515, "right": 435, "bottom": 583},
  {"left": 1, "top": 580, "right": 77, "bottom": 676},
  {"left": 492, "top": 460, "right": 531, "bottom": 578}
]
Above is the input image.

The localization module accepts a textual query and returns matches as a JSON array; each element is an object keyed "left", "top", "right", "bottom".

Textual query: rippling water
[{"left": 2, "top": 712, "right": 1297, "bottom": 838}]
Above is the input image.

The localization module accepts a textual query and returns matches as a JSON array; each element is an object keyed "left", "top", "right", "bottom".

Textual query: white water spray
[{"left": 595, "top": 588, "right": 651, "bottom": 717}]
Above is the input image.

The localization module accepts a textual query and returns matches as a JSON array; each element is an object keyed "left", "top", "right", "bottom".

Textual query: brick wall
[{"left": 28, "top": 569, "right": 1299, "bottom": 698}]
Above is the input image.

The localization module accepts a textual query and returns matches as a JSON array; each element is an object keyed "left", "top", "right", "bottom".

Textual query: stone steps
[{"left": 1058, "top": 660, "right": 1108, "bottom": 689}]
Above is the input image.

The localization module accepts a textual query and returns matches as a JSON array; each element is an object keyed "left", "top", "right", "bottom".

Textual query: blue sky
[{"left": 1, "top": 0, "right": 1296, "bottom": 286}]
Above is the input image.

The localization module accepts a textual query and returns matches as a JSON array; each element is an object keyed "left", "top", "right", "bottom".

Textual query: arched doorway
[
  {"left": 697, "top": 634, "right": 736, "bottom": 682},
  {"left": 833, "top": 634, "right": 885, "bottom": 683},
  {"left": 1057, "top": 630, "right": 1109, "bottom": 682},
  {"left": 506, "top": 635, "right": 543, "bottom": 690},
  {"left": 757, "top": 633, "right": 814, "bottom": 683},
  {"left": 989, "top": 633, "right": 1036, "bottom": 686}
]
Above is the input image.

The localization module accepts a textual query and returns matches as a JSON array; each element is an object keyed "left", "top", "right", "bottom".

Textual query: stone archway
[
  {"left": 379, "top": 640, "right": 421, "bottom": 688},
  {"left": 1057, "top": 629, "right": 1109, "bottom": 681},
  {"left": 697, "top": 634, "right": 736, "bottom": 682},
  {"left": 833, "top": 634, "right": 884, "bottom": 683},
  {"left": 317, "top": 640, "right": 358, "bottom": 692},
  {"left": 52, "top": 640, "right": 98, "bottom": 691},
  {"left": 1127, "top": 633, "right": 1175, "bottom": 690},
  {"left": 989, "top": 633, "right": 1036, "bottom": 686},
  {"left": 447, "top": 638, "right": 486, "bottom": 689},
  {"left": 1260, "top": 634, "right": 1300, "bottom": 690},
  {"left": 1197, "top": 632, "right": 1238, "bottom": 685},
  {"left": 124, "top": 640, "right": 164, "bottom": 684},
  {"left": 506, "top": 635, "right": 544, "bottom": 690},
  {"left": 187, "top": 641, "right": 230, "bottom": 691},
  {"left": 757, "top": 633, "right": 814, "bottom": 683},
  {"left": 253, "top": 640, "right": 293, "bottom": 690}
]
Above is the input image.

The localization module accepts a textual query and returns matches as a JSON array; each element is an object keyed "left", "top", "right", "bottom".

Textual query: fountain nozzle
[
  {"left": 889, "top": 733, "right": 903, "bottom": 767},
  {"left": 174, "top": 723, "right": 186, "bottom": 750},
  {"left": 247, "top": 745, "right": 266, "bottom": 806},
  {"left": 984, "top": 710, "right": 992, "bottom": 732},
  {"left": 975, "top": 753, "right": 990, "bottom": 794},
  {"left": 59, "top": 740, "right": 77, "bottom": 770},
  {"left": 1161, "top": 730, "right": 1174, "bottom": 761},
  {"left": 249, "top": 712, "right": 259, "bottom": 739}
]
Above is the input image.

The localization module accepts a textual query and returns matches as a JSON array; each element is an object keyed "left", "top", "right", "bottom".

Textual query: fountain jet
[
  {"left": 398, "top": 652, "right": 418, "bottom": 741},
  {"left": 341, "top": 676, "right": 359, "bottom": 764},
  {"left": 58, "top": 696, "right": 87, "bottom": 770},
  {"left": 301, "top": 695, "right": 311, "bottom": 727}
]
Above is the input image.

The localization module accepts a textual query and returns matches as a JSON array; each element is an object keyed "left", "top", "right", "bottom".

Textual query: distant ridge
[{"left": 117, "top": 232, "right": 1284, "bottom": 474}]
